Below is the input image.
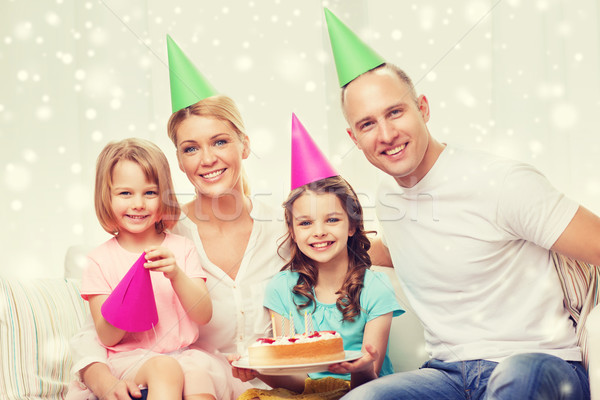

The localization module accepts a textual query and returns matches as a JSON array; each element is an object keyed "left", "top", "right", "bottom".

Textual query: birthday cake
[{"left": 248, "top": 330, "right": 345, "bottom": 366}]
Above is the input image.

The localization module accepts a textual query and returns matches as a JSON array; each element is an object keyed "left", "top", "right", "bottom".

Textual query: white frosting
[{"left": 250, "top": 331, "right": 341, "bottom": 347}]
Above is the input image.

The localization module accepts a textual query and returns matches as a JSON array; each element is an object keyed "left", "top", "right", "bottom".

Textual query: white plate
[{"left": 232, "top": 350, "right": 363, "bottom": 375}]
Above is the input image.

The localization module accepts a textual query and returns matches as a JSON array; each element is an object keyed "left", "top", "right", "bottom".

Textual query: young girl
[
  {"left": 77, "top": 137, "right": 233, "bottom": 400},
  {"left": 235, "top": 175, "right": 404, "bottom": 397}
]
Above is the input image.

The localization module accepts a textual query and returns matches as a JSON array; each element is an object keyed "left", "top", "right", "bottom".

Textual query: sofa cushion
[
  {"left": 552, "top": 252, "right": 599, "bottom": 369},
  {"left": 0, "top": 278, "right": 88, "bottom": 400}
]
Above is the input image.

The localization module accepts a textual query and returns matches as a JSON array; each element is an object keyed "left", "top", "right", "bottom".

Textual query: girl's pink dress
[{"left": 66, "top": 232, "right": 247, "bottom": 399}]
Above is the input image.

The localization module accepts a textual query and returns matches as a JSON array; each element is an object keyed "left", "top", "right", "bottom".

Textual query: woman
[{"left": 68, "top": 94, "right": 287, "bottom": 400}]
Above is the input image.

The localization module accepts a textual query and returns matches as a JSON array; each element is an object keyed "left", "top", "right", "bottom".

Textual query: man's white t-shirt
[{"left": 377, "top": 145, "right": 581, "bottom": 363}]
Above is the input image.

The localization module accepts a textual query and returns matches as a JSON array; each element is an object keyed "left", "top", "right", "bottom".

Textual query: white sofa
[
  {"left": 588, "top": 308, "right": 600, "bottom": 399},
  {"left": 0, "top": 276, "right": 88, "bottom": 399},
  {"left": 0, "top": 248, "right": 597, "bottom": 399},
  {"left": 0, "top": 248, "right": 428, "bottom": 400}
]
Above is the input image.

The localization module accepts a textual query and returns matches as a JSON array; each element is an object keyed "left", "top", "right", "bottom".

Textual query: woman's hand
[
  {"left": 227, "top": 354, "right": 259, "bottom": 382},
  {"left": 144, "top": 246, "right": 180, "bottom": 280},
  {"left": 101, "top": 380, "right": 143, "bottom": 400},
  {"left": 82, "top": 362, "right": 143, "bottom": 399}
]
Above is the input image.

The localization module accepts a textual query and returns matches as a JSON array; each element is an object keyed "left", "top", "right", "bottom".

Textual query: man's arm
[
  {"left": 369, "top": 236, "right": 393, "bottom": 267},
  {"left": 551, "top": 206, "right": 600, "bottom": 265}
]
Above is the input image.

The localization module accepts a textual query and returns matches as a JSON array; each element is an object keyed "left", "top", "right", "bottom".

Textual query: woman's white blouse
[{"left": 173, "top": 199, "right": 288, "bottom": 355}]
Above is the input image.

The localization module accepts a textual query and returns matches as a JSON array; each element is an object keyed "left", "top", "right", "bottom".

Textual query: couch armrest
[
  {"left": 0, "top": 277, "right": 89, "bottom": 399},
  {"left": 587, "top": 304, "right": 600, "bottom": 400}
]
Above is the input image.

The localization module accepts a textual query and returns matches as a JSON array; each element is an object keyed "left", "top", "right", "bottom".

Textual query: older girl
[{"left": 235, "top": 175, "right": 404, "bottom": 398}]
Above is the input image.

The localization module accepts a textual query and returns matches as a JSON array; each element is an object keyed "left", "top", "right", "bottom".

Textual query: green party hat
[
  {"left": 324, "top": 8, "right": 386, "bottom": 87},
  {"left": 167, "top": 35, "right": 219, "bottom": 113}
]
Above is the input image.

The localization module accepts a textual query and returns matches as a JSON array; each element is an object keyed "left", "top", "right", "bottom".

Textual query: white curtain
[{"left": 1, "top": 0, "right": 598, "bottom": 278}]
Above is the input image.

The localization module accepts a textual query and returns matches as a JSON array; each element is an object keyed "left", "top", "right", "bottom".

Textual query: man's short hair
[{"left": 340, "top": 63, "right": 418, "bottom": 120}]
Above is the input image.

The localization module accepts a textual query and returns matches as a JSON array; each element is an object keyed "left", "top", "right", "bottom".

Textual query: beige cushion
[
  {"left": 0, "top": 278, "right": 88, "bottom": 399},
  {"left": 552, "top": 252, "right": 600, "bottom": 369}
]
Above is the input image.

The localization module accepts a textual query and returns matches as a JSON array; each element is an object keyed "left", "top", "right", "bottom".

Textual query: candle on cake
[
  {"left": 304, "top": 311, "right": 314, "bottom": 335},
  {"left": 289, "top": 311, "right": 295, "bottom": 336},
  {"left": 270, "top": 311, "right": 277, "bottom": 338}
]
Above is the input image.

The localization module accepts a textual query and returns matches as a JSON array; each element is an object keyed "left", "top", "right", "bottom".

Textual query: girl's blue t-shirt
[{"left": 263, "top": 268, "right": 404, "bottom": 380}]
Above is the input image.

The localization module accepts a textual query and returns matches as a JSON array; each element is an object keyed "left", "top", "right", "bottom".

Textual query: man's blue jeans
[{"left": 341, "top": 353, "right": 590, "bottom": 400}]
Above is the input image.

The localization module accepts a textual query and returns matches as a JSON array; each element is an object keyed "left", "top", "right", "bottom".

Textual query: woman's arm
[
  {"left": 81, "top": 362, "right": 143, "bottom": 400},
  {"left": 72, "top": 315, "right": 139, "bottom": 398},
  {"left": 230, "top": 312, "right": 307, "bottom": 393},
  {"left": 69, "top": 318, "right": 109, "bottom": 374},
  {"left": 88, "top": 295, "right": 127, "bottom": 347},
  {"left": 144, "top": 246, "right": 212, "bottom": 325}
]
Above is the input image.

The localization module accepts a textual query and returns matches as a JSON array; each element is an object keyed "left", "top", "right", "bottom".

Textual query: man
[{"left": 324, "top": 8, "right": 600, "bottom": 400}]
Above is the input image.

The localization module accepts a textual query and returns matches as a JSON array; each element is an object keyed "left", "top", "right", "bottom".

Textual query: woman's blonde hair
[
  {"left": 94, "top": 137, "right": 181, "bottom": 235},
  {"left": 167, "top": 95, "right": 251, "bottom": 196}
]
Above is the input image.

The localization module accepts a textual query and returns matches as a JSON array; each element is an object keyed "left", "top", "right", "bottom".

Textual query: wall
[{"left": 1, "top": 0, "right": 599, "bottom": 279}]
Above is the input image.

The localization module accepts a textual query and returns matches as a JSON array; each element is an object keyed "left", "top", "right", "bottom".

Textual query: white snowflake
[
  {"left": 91, "top": 130, "right": 103, "bottom": 142},
  {"left": 305, "top": 81, "right": 316, "bottom": 92},
  {"left": 22, "top": 149, "right": 38, "bottom": 163},
  {"left": 529, "top": 140, "right": 543, "bottom": 157},
  {"left": 10, "top": 200, "right": 23, "bottom": 211},
  {"left": 235, "top": 56, "right": 253, "bottom": 72},
  {"left": 70, "top": 163, "right": 82, "bottom": 174},
  {"left": 110, "top": 98, "right": 121, "bottom": 110},
  {"left": 85, "top": 108, "right": 97, "bottom": 120},
  {"left": 456, "top": 87, "right": 477, "bottom": 108},
  {"left": 16, "top": 70, "right": 28, "bottom": 81},
  {"left": 5, "top": 164, "right": 31, "bottom": 192},
  {"left": 65, "top": 183, "right": 89, "bottom": 211},
  {"left": 14, "top": 21, "right": 33, "bottom": 40},
  {"left": 550, "top": 103, "right": 578, "bottom": 130},
  {"left": 72, "top": 224, "right": 84, "bottom": 236},
  {"left": 36, "top": 105, "right": 52, "bottom": 121}
]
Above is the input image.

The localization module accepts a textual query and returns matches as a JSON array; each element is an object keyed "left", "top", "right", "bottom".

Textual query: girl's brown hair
[
  {"left": 279, "top": 175, "right": 372, "bottom": 322},
  {"left": 167, "top": 95, "right": 250, "bottom": 196},
  {"left": 94, "top": 138, "right": 181, "bottom": 235}
]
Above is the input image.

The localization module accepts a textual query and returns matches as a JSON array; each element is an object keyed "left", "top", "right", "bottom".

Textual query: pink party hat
[
  {"left": 101, "top": 252, "right": 158, "bottom": 332},
  {"left": 291, "top": 113, "right": 338, "bottom": 190}
]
